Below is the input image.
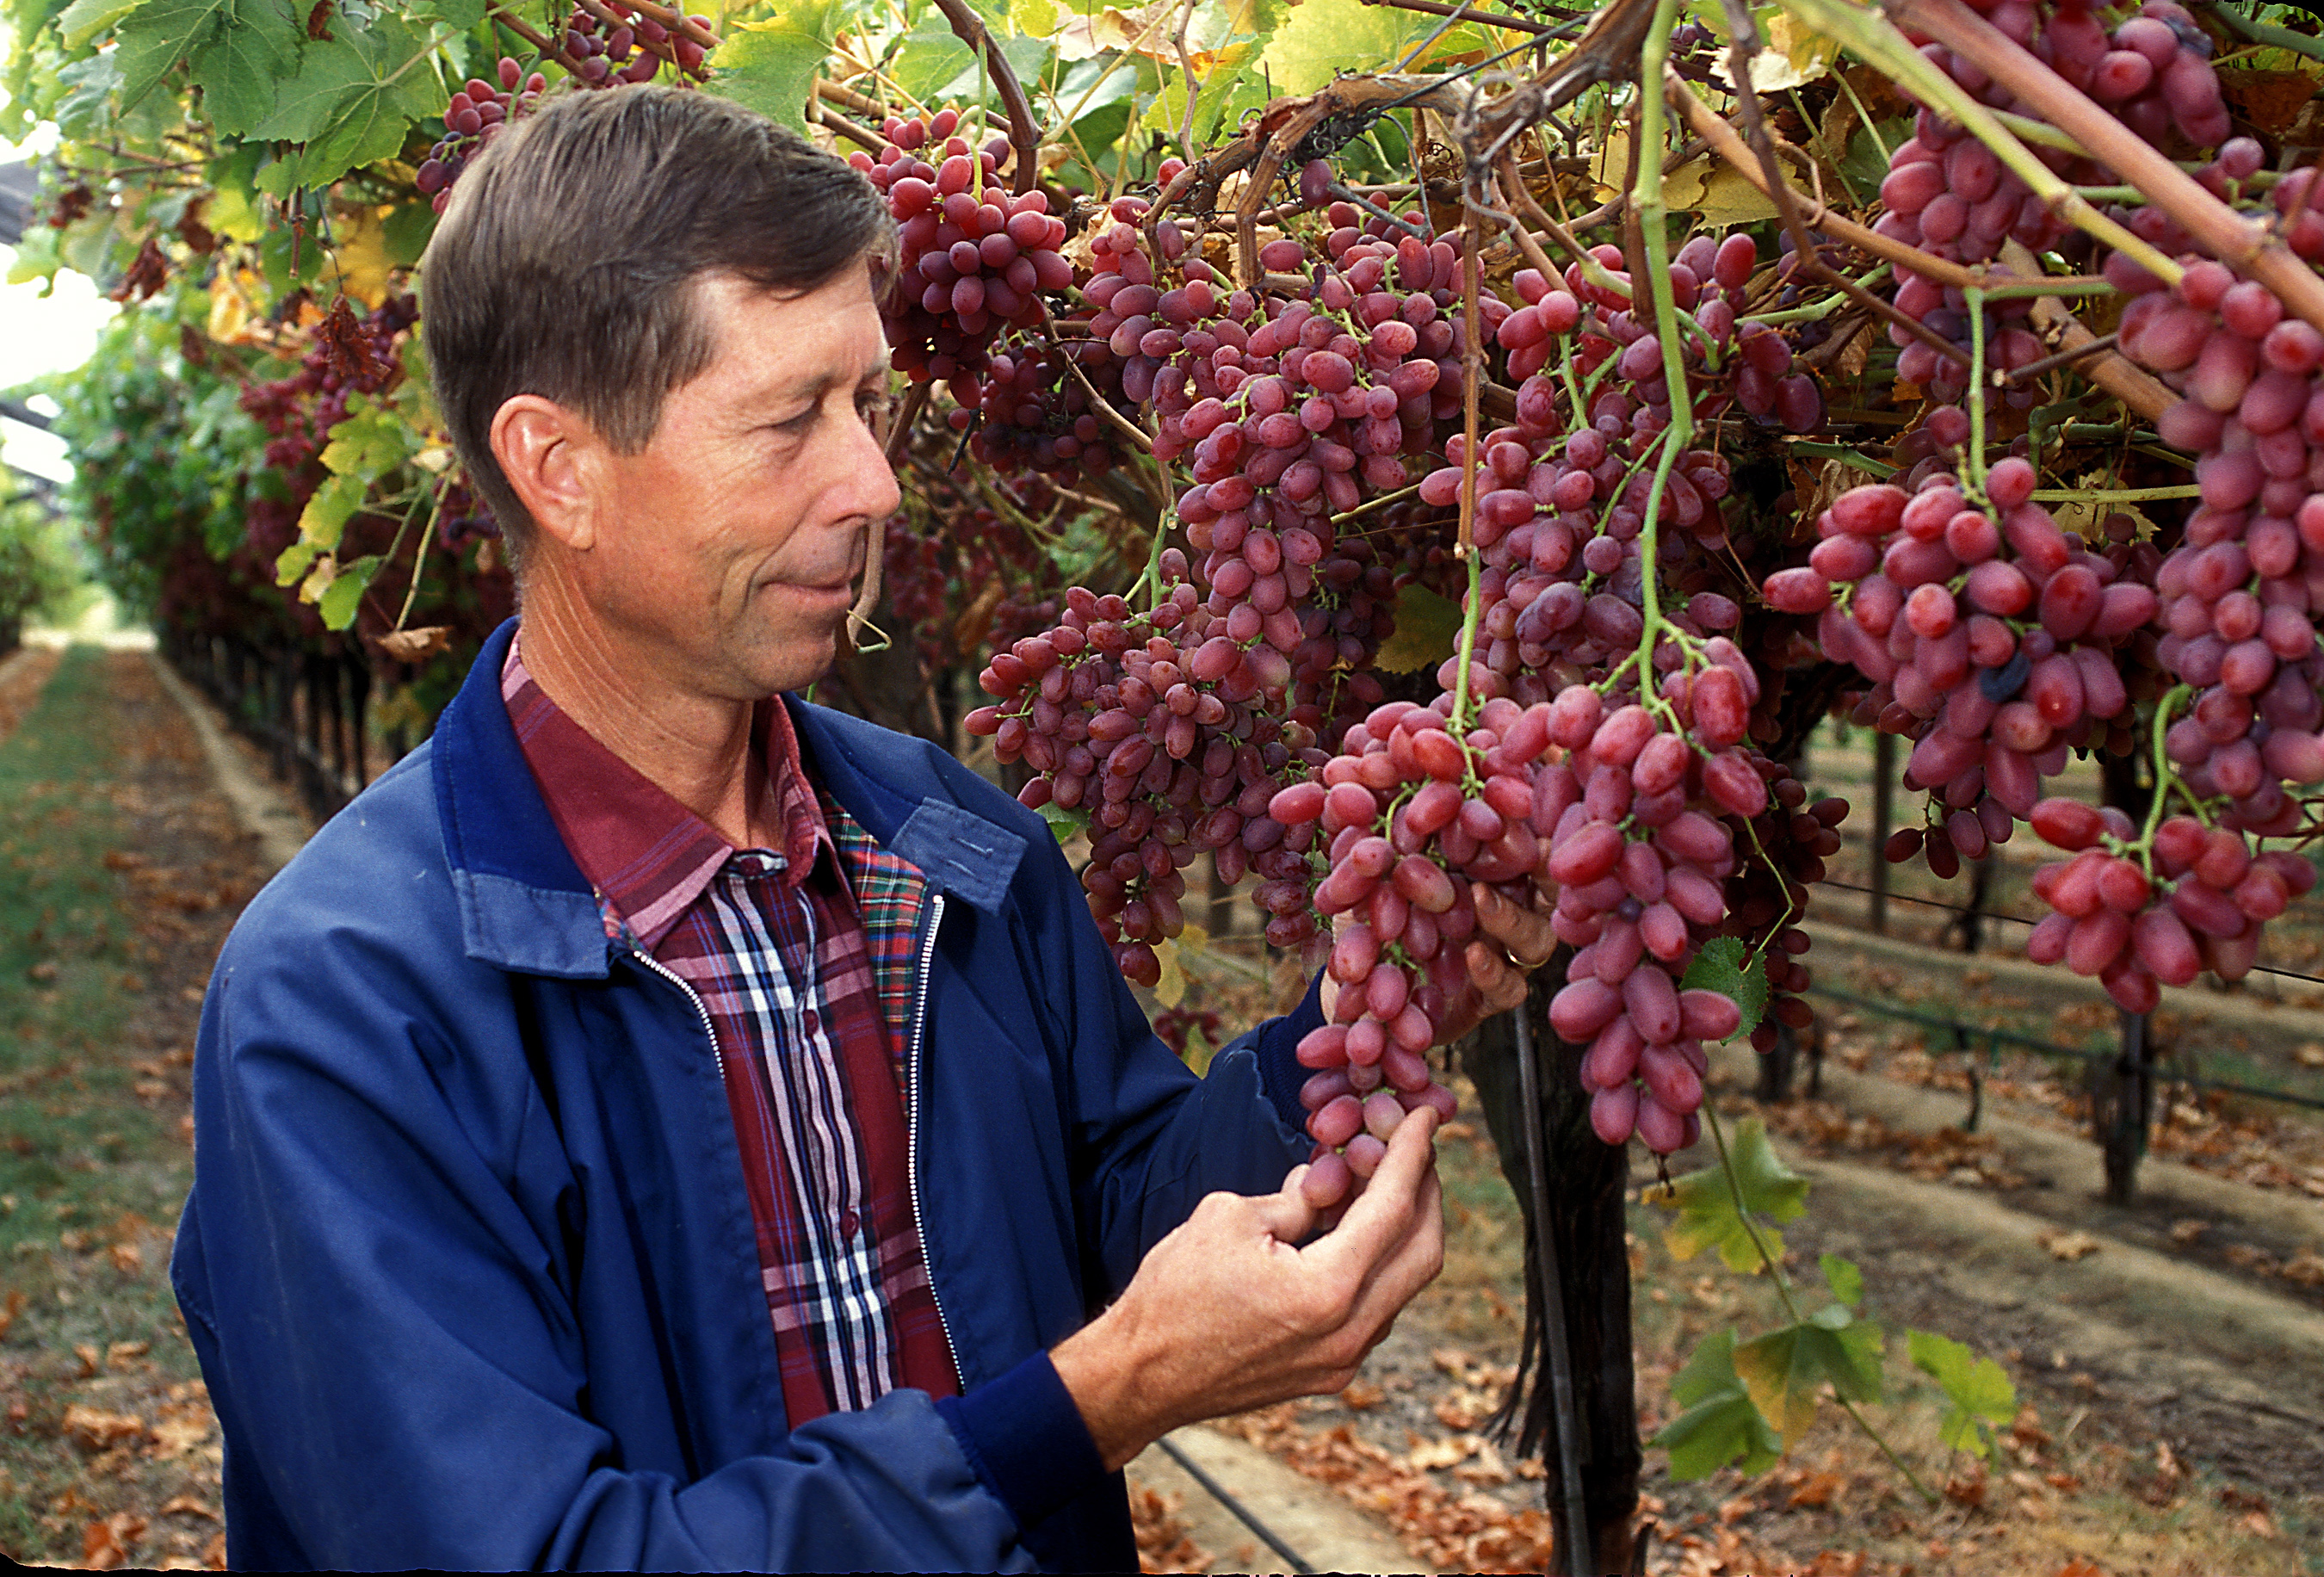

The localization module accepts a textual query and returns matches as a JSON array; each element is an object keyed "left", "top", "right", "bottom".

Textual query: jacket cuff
[
  {"left": 1252, "top": 970, "right": 1326, "bottom": 1134},
  {"left": 933, "top": 1351, "right": 1107, "bottom": 1531}
]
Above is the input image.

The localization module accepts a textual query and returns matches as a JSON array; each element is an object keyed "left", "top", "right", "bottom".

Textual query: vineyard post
[
  {"left": 1870, "top": 732, "right": 1894, "bottom": 936},
  {"left": 1463, "top": 994, "right": 1644, "bottom": 1575}
]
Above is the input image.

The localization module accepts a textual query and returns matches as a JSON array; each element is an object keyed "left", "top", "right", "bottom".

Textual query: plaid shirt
[{"left": 502, "top": 640, "right": 956, "bottom": 1424}]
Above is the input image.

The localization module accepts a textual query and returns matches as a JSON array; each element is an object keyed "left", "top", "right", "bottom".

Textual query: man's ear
[{"left": 491, "top": 395, "right": 603, "bottom": 553}]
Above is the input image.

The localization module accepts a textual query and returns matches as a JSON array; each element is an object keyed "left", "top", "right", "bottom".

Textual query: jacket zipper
[
  {"left": 630, "top": 945, "right": 724, "bottom": 1079},
  {"left": 905, "top": 892, "right": 965, "bottom": 1384}
]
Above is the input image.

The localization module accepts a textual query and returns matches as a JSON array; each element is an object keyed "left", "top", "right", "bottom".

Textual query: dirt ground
[{"left": 0, "top": 647, "right": 268, "bottom": 1568}]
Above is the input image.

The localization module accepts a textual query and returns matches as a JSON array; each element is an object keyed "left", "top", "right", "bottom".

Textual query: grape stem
[
  {"left": 1697, "top": 1105, "right": 1944, "bottom": 1507},
  {"left": 1964, "top": 284, "right": 1991, "bottom": 500},
  {"left": 1454, "top": 217, "right": 1486, "bottom": 724}
]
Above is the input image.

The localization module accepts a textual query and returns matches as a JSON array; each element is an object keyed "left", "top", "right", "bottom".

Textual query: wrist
[{"left": 1050, "top": 1308, "right": 1170, "bottom": 1472}]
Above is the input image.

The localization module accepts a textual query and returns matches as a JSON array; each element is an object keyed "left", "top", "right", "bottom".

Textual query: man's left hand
[{"left": 1431, "top": 881, "right": 1556, "bottom": 1045}]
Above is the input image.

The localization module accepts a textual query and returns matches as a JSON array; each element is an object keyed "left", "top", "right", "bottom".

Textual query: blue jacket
[{"left": 171, "top": 619, "right": 1320, "bottom": 1571}]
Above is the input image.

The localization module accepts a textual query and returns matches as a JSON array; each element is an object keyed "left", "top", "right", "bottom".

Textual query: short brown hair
[{"left": 421, "top": 86, "right": 892, "bottom": 571}]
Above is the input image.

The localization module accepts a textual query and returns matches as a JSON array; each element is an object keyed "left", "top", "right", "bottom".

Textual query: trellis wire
[{"left": 1803, "top": 982, "right": 2324, "bottom": 1115}]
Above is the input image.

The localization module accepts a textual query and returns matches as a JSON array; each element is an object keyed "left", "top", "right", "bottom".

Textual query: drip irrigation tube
[{"left": 1153, "top": 1435, "right": 1318, "bottom": 1574}]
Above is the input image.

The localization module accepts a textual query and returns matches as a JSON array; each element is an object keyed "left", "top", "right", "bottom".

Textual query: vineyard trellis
[{"left": 12, "top": 0, "right": 2324, "bottom": 1563}]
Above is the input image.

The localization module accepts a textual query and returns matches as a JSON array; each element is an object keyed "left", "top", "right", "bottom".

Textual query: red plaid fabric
[{"left": 502, "top": 640, "right": 956, "bottom": 1423}]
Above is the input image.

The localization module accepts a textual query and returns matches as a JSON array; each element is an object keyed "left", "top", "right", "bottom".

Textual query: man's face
[{"left": 574, "top": 266, "right": 900, "bottom": 699}]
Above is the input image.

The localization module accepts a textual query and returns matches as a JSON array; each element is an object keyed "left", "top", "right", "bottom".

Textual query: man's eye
[{"left": 856, "top": 391, "right": 892, "bottom": 424}]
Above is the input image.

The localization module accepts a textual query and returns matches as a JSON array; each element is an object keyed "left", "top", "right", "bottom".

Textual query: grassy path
[{"left": 0, "top": 648, "right": 263, "bottom": 1569}]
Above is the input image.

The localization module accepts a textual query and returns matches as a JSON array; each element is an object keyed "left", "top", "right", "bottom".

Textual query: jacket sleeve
[
  {"left": 1008, "top": 832, "right": 1324, "bottom": 1297},
  {"left": 173, "top": 929, "right": 1050, "bottom": 1574}
]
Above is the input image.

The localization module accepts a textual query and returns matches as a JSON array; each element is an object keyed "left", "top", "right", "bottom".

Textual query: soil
[{"left": 0, "top": 650, "right": 269, "bottom": 1569}]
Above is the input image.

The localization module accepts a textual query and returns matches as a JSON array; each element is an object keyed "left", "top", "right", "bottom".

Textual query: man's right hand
[{"left": 1048, "top": 1110, "right": 1444, "bottom": 1471}]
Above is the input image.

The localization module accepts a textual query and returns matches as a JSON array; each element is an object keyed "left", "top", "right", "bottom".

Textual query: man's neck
[{"left": 515, "top": 573, "right": 774, "bottom": 850}]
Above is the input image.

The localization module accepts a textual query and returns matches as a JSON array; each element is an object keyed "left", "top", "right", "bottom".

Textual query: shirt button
[
  {"left": 801, "top": 1008, "right": 820, "bottom": 1038},
  {"left": 839, "top": 1209, "right": 861, "bottom": 1239}
]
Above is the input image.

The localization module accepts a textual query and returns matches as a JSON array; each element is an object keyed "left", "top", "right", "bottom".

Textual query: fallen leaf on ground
[
  {"left": 2168, "top": 1219, "right": 2207, "bottom": 1246},
  {"left": 159, "top": 1494, "right": 219, "bottom": 1520},
  {"left": 61, "top": 1404, "right": 147, "bottom": 1452},
  {"left": 1788, "top": 1469, "right": 1844, "bottom": 1508},
  {"left": 80, "top": 1511, "right": 145, "bottom": 1568},
  {"left": 148, "top": 1410, "right": 213, "bottom": 1460},
  {"left": 2037, "top": 1229, "right": 2101, "bottom": 1261}
]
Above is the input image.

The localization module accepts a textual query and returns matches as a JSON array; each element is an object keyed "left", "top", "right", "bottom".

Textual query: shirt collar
[{"left": 501, "top": 633, "right": 836, "bottom": 951}]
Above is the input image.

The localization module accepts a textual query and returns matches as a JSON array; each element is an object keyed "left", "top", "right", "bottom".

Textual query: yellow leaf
[
  {"left": 1694, "top": 164, "right": 1779, "bottom": 227},
  {"left": 331, "top": 205, "right": 397, "bottom": 310},
  {"left": 1152, "top": 937, "right": 1186, "bottom": 1009},
  {"left": 1710, "top": 12, "right": 1839, "bottom": 92},
  {"left": 207, "top": 269, "right": 266, "bottom": 346},
  {"left": 298, "top": 554, "right": 339, "bottom": 606}
]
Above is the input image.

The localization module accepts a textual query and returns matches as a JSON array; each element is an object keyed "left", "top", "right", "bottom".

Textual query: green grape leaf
[
  {"left": 713, "top": 0, "right": 842, "bottom": 134},
  {"left": 1820, "top": 1251, "right": 1864, "bottom": 1309},
  {"left": 249, "top": 17, "right": 444, "bottom": 189},
  {"left": 1035, "top": 798, "right": 1088, "bottom": 844},
  {"left": 57, "top": 0, "right": 140, "bottom": 50},
  {"left": 1652, "top": 1328, "right": 1783, "bottom": 1481},
  {"left": 1732, "top": 1306, "right": 1885, "bottom": 1446},
  {"left": 1653, "top": 1116, "right": 1808, "bottom": 1273},
  {"left": 114, "top": 0, "right": 300, "bottom": 120},
  {"left": 1908, "top": 1329, "right": 2017, "bottom": 1459},
  {"left": 407, "top": 0, "right": 486, "bottom": 27},
  {"left": 318, "top": 553, "right": 382, "bottom": 630},
  {"left": 318, "top": 395, "right": 416, "bottom": 480},
  {"left": 1373, "top": 582, "right": 1462, "bottom": 675},
  {"left": 1679, "top": 935, "right": 1768, "bottom": 1041},
  {"left": 1258, "top": 0, "right": 1441, "bottom": 95},
  {"left": 293, "top": 472, "right": 367, "bottom": 556}
]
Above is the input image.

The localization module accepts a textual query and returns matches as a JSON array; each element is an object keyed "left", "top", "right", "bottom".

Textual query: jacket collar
[{"left": 433, "top": 619, "right": 1027, "bottom": 976}]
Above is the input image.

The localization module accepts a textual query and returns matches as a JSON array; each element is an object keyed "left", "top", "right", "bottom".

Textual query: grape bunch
[
  {"left": 851, "top": 109, "right": 1072, "bottom": 387},
  {"left": 957, "top": 333, "right": 1134, "bottom": 482},
  {"left": 415, "top": 59, "right": 544, "bottom": 211},
  {"left": 1765, "top": 472, "right": 2155, "bottom": 874},
  {"left": 2034, "top": 0, "right": 2230, "bottom": 151},
  {"left": 964, "top": 567, "right": 1336, "bottom": 984},
  {"left": 2024, "top": 798, "right": 2317, "bottom": 1012},
  {"left": 557, "top": 2, "right": 711, "bottom": 87},
  {"left": 1273, "top": 695, "right": 1552, "bottom": 1192},
  {"left": 2110, "top": 259, "right": 2324, "bottom": 834}
]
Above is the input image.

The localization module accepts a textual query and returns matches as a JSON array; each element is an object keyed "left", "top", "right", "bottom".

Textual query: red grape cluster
[
  {"left": 415, "top": 59, "right": 543, "bottom": 211},
  {"left": 1274, "top": 695, "right": 1550, "bottom": 1190},
  {"left": 558, "top": 2, "right": 709, "bottom": 87},
  {"left": 2025, "top": 798, "right": 2317, "bottom": 1011},
  {"left": 850, "top": 108, "right": 1072, "bottom": 386},
  {"left": 2036, "top": 0, "right": 2229, "bottom": 151},
  {"left": 1882, "top": 0, "right": 2226, "bottom": 282},
  {"left": 959, "top": 335, "right": 1133, "bottom": 480},
  {"left": 1765, "top": 472, "right": 2154, "bottom": 875},
  {"left": 2113, "top": 260, "right": 2324, "bottom": 832},
  {"left": 1529, "top": 681, "right": 1765, "bottom": 1153},
  {"left": 1128, "top": 205, "right": 1465, "bottom": 655},
  {"left": 965, "top": 567, "right": 1337, "bottom": 984}
]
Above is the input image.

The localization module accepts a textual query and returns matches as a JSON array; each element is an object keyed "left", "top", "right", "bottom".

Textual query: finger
[
  {"left": 1340, "top": 1168, "right": 1446, "bottom": 1337},
  {"left": 1303, "top": 1108, "right": 1438, "bottom": 1275},
  {"left": 1472, "top": 881, "right": 1554, "bottom": 964},
  {"left": 1462, "top": 937, "right": 1528, "bottom": 1015},
  {"left": 1252, "top": 1171, "right": 1320, "bottom": 1244}
]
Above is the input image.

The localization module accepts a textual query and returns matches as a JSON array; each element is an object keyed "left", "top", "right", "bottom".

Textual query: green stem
[
  {"left": 2140, "top": 684, "right": 2193, "bottom": 855},
  {"left": 1965, "top": 283, "right": 1990, "bottom": 498},
  {"left": 2206, "top": 1, "right": 2324, "bottom": 65},
  {"left": 1703, "top": 1107, "right": 1942, "bottom": 1507},
  {"left": 2027, "top": 484, "right": 2201, "bottom": 503}
]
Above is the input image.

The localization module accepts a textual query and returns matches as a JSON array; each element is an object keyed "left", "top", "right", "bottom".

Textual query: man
[{"left": 171, "top": 86, "right": 1549, "bottom": 1571}]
